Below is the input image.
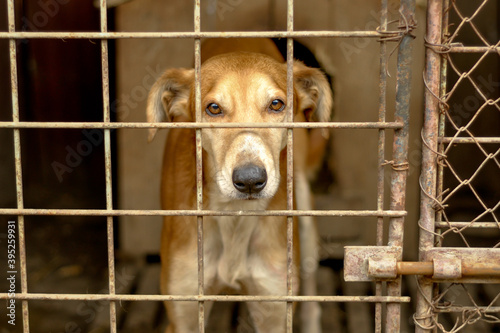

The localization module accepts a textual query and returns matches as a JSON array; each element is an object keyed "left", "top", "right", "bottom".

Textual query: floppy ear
[
  {"left": 293, "top": 61, "right": 333, "bottom": 133},
  {"left": 146, "top": 68, "right": 194, "bottom": 142}
]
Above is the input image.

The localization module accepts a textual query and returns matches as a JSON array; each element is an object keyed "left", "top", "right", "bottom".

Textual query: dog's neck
[{"left": 204, "top": 172, "right": 271, "bottom": 289}]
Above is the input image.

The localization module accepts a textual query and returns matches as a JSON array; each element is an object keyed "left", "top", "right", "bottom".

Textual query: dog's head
[{"left": 147, "top": 52, "right": 332, "bottom": 201}]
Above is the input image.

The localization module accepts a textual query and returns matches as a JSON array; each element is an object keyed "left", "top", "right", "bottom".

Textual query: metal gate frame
[
  {"left": 0, "top": 0, "right": 421, "bottom": 332},
  {"left": 416, "top": 0, "right": 500, "bottom": 332}
]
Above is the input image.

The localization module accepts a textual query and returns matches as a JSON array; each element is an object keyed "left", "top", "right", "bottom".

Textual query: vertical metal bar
[
  {"left": 7, "top": 1, "right": 30, "bottom": 331},
  {"left": 385, "top": 0, "right": 415, "bottom": 331},
  {"left": 415, "top": 0, "right": 443, "bottom": 331},
  {"left": 376, "top": 0, "right": 389, "bottom": 331},
  {"left": 434, "top": 0, "right": 449, "bottom": 244},
  {"left": 432, "top": 1, "right": 449, "bottom": 327},
  {"left": 194, "top": 1, "right": 205, "bottom": 332},
  {"left": 99, "top": 1, "right": 117, "bottom": 332},
  {"left": 286, "top": 0, "right": 294, "bottom": 331}
]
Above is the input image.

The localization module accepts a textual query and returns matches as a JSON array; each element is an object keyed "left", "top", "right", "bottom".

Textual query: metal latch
[{"left": 345, "top": 246, "right": 500, "bottom": 282}]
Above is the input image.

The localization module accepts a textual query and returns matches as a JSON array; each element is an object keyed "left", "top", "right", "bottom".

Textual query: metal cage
[{"left": 2, "top": 0, "right": 497, "bottom": 332}]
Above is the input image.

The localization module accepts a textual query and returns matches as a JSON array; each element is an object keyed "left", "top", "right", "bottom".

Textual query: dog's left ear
[{"left": 293, "top": 61, "right": 333, "bottom": 130}]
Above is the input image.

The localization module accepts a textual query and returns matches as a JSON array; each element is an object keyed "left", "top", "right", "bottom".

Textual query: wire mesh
[{"left": 417, "top": 0, "right": 500, "bottom": 332}]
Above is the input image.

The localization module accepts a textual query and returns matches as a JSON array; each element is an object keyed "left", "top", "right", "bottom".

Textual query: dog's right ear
[{"left": 146, "top": 68, "right": 194, "bottom": 142}]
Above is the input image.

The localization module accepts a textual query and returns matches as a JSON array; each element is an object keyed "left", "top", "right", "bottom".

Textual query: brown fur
[{"left": 147, "top": 39, "right": 332, "bottom": 332}]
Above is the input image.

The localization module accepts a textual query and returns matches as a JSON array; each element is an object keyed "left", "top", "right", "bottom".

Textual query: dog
[{"left": 146, "top": 38, "right": 332, "bottom": 333}]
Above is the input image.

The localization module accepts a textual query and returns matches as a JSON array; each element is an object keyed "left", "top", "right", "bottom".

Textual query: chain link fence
[{"left": 417, "top": 0, "right": 499, "bottom": 332}]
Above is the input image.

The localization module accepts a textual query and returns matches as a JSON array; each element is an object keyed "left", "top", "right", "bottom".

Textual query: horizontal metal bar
[
  {"left": 462, "top": 263, "right": 500, "bottom": 277},
  {"left": 435, "top": 306, "right": 500, "bottom": 314},
  {"left": 439, "top": 137, "right": 500, "bottom": 144},
  {"left": 397, "top": 262, "right": 433, "bottom": 276},
  {"left": 0, "top": 121, "right": 403, "bottom": 130},
  {"left": 424, "top": 248, "right": 500, "bottom": 283},
  {"left": 0, "top": 208, "right": 407, "bottom": 218},
  {"left": 448, "top": 46, "right": 500, "bottom": 53},
  {"left": 0, "top": 30, "right": 394, "bottom": 40},
  {"left": 347, "top": 246, "right": 500, "bottom": 282},
  {"left": 436, "top": 221, "right": 500, "bottom": 229},
  {"left": 396, "top": 261, "right": 500, "bottom": 277},
  {"left": 0, "top": 293, "right": 411, "bottom": 303}
]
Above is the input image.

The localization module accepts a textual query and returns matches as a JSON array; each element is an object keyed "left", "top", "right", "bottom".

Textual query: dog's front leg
[
  {"left": 297, "top": 214, "right": 322, "bottom": 333},
  {"left": 245, "top": 248, "right": 296, "bottom": 333},
  {"left": 164, "top": 301, "right": 214, "bottom": 333},
  {"left": 162, "top": 265, "right": 213, "bottom": 333},
  {"left": 295, "top": 172, "right": 322, "bottom": 333},
  {"left": 246, "top": 301, "right": 287, "bottom": 333},
  {"left": 161, "top": 239, "right": 216, "bottom": 333}
]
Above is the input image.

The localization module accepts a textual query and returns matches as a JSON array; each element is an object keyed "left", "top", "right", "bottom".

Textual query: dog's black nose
[{"left": 232, "top": 164, "right": 267, "bottom": 195}]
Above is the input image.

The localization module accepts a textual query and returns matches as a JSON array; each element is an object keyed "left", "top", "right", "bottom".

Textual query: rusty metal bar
[
  {"left": 448, "top": 45, "right": 500, "bottom": 53},
  {"left": 0, "top": 30, "right": 394, "bottom": 40},
  {"left": 193, "top": 0, "right": 205, "bottom": 332},
  {"left": 397, "top": 262, "right": 434, "bottom": 276},
  {"left": 385, "top": 0, "right": 415, "bottom": 331},
  {"left": 0, "top": 208, "right": 407, "bottom": 217},
  {"left": 435, "top": 221, "right": 500, "bottom": 228},
  {"left": 416, "top": 0, "right": 444, "bottom": 331},
  {"left": 439, "top": 137, "right": 500, "bottom": 144},
  {"left": 435, "top": 306, "right": 500, "bottom": 313},
  {"left": 286, "top": 1, "right": 294, "bottom": 331},
  {"left": 434, "top": 0, "right": 449, "bottom": 265},
  {"left": 7, "top": 0, "right": 30, "bottom": 331},
  {"left": 424, "top": 248, "right": 500, "bottom": 283},
  {"left": 99, "top": 1, "right": 117, "bottom": 332},
  {"left": 0, "top": 293, "right": 411, "bottom": 303},
  {"left": 396, "top": 262, "right": 500, "bottom": 277},
  {"left": 0, "top": 120, "right": 404, "bottom": 129},
  {"left": 461, "top": 264, "right": 500, "bottom": 277},
  {"left": 370, "top": 261, "right": 500, "bottom": 278},
  {"left": 376, "top": 0, "right": 389, "bottom": 331},
  {"left": 346, "top": 245, "right": 500, "bottom": 282},
  {"left": 428, "top": 44, "right": 500, "bottom": 54},
  {"left": 351, "top": 246, "right": 500, "bottom": 281}
]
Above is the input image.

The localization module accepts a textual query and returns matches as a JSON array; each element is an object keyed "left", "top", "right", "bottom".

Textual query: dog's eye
[
  {"left": 269, "top": 99, "right": 285, "bottom": 113},
  {"left": 206, "top": 103, "right": 223, "bottom": 117}
]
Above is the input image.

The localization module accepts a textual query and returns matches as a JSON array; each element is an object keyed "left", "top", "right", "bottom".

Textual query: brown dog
[{"left": 147, "top": 38, "right": 332, "bottom": 333}]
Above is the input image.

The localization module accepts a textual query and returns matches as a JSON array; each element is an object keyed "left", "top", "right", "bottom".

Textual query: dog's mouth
[{"left": 234, "top": 192, "right": 265, "bottom": 201}]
